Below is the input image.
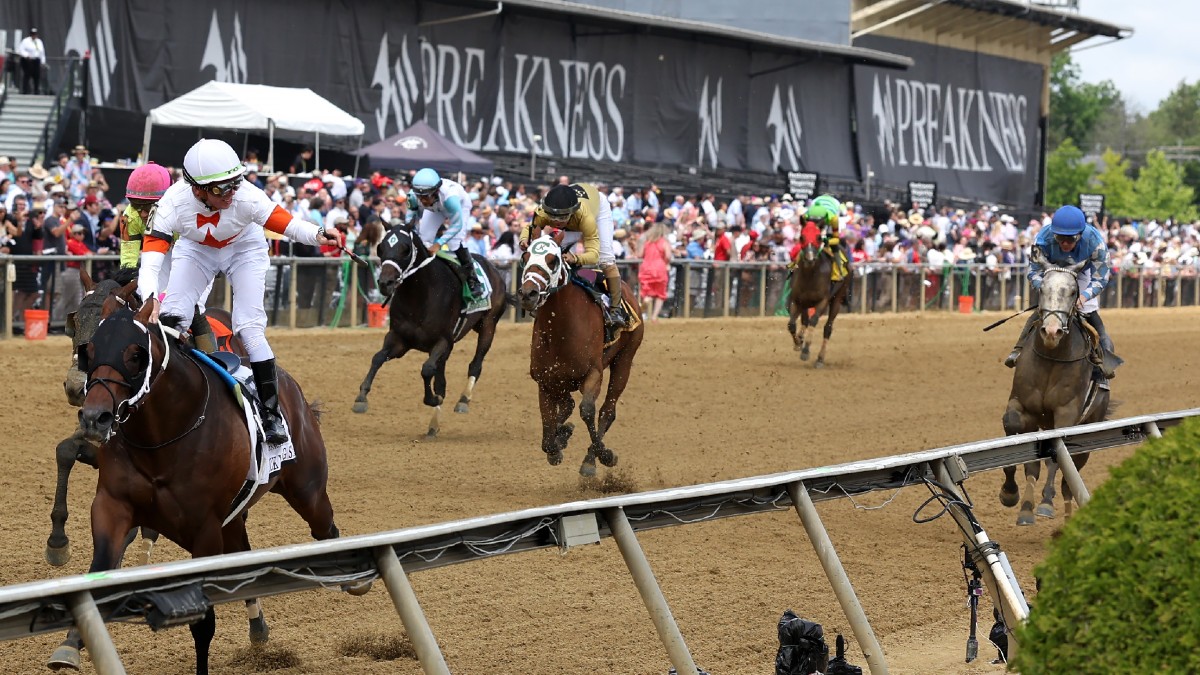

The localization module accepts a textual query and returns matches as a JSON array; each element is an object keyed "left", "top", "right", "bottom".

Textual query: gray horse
[{"left": 999, "top": 251, "right": 1116, "bottom": 525}]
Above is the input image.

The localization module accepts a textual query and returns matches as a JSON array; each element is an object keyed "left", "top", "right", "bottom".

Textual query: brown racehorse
[
  {"left": 51, "top": 269, "right": 244, "bottom": 569},
  {"left": 49, "top": 291, "right": 361, "bottom": 674},
  {"left": 518, "top": 232, "right": 644, "bottom": 476},
  {"left": 786, "top": 222, "right": 850, "bottom": 368},
  {"left": 1000, "top": 251, "right": 1113, "bottom": 525}
]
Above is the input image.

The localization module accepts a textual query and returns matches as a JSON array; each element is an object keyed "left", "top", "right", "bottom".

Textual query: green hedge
[{"left": 1013, "top": 418, "right": 1200, "bottom": 674}]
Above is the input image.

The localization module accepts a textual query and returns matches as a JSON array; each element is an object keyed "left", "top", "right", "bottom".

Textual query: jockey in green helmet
[{"left": 803, "top": 194, "right": 853, "bottom": 303}]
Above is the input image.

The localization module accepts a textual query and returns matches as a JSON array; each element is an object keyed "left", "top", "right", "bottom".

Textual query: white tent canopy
[{"left": 142, "top": 81, "right": 365, "bottom": 172}]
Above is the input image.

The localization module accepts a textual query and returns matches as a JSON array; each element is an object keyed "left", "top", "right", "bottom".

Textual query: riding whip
[
  {"left": 982, "top": 305, "right": 1037, "bottom": 332},
  {"left": 340, "top": 245, "right": 370, "bottom": 267}
]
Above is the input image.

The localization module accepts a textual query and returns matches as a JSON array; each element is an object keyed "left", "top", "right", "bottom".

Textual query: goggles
[
  {"left": 129, "top": 198, "right": 157, "bottom": 212},
  {"left": 199, "top": 176, "right": 243, "bottom": 198},
  {"left": 412, "top": 181, "right": 441, "bottom": 197},
  {"left": 540, "top": 203, "right": 578, "bottom": 220},
  {"left": 1054, "top": 233, "right": 1081, "bottom": 245}
]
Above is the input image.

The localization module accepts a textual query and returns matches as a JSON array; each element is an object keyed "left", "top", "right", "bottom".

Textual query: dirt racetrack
[{"left": 1, "top": 308, "right": 1196, "bottom": 674}]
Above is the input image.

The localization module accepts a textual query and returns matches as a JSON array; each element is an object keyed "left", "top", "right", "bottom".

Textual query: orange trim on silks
[
  {"left": 143, "top": 237, "right": 171, "bottom": 254},
  {"left": 205, "top": 315, "right": 235, "bottom": 351},
  {"left": 264, "top": 205, "right": 292, "bottom": 235}
]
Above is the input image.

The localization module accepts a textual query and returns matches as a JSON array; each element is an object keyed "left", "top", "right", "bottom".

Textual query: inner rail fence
[
  {"left": 4, "top": 254, "right": 1198, "bottom": 338},
  {"left": 0, "top": 409, "right": 1194, "bottom": 675}
]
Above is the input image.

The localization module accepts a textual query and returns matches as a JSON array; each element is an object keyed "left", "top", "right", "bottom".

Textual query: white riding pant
[
  {"left": 1077, "top": 269, "right": 1100, "bottom": 314},
  {"left": 560, "top": 196, "right": 615, "bottom": 266},
  {"left": 418, "top": 211, "right": 465, "bottom": 252},
  {"left": 159, "top": 249, "right": 215, "bottom": 310},
  {"left": 163, "top": 235, "right": 272, "bottom": 361}
]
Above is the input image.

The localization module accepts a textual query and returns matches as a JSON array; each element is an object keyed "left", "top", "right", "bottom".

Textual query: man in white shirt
[{"left": 17, "top": 28, "right": 46, "bottom": 94}]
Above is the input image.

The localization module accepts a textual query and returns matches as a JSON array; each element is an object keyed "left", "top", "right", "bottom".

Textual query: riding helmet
[
  {"left": 182, "top": 139, "right": 246, "bottom": 187},
  {"left": 412, "top": 168, "right": 442, "bottom": 195},
  {"left": 1050, "top": 205, "right": 1086, "bottom": 236},
  {"left": 541, "top": 184, "right": 581, "bottom": 218},
  {"left": 125, "top": 162, "right": 173, "bottom": 201}
]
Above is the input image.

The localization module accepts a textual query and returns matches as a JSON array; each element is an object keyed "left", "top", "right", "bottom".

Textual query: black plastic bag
[
  {"left": 825, "top": 634, "right": 863, "bottom": 675},
  {"left": 775, "top": 610, "right": 828, "bottom": 675}
]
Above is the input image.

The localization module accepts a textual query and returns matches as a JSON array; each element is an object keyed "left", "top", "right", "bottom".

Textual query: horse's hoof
[
  {"left": 546, "top": 449, "right": 564, "bottom": 466},
  {"left": 44, "top": 542, "right": 71, "bottom": 567},
  {"left": 454, "top": 400, "right": 470, "bottom": 414},
  {"left": 998, "top": 486, "right": 1019, "bottom": 508},
  {"left": 343, "top": 580, "right": 373, "bottom": 597},
  {"left": 800, "top": 348, "right": 810, "bottom": 361},
  {"left": 249, "top": 616, "right": 270, "bottom": 644},
  {"left": 425, "top": 427, "right": 438, "bottom": 439},
  {"left": 1036, "top": 504, "right": 1056, "bottom": 519},
  {"left": 595, "top": 447, "right": 617, "bottom": 467},
  {"left": 580, "top": 454, "right": 597, "bottom": 477},
  {"left": 351, "top": 400, "right": 369, "bottom": 414},
  {"left": 792, "top": 343, "right": 802, "bottom": 352},
  {"left": 813, "top": 359, "right": 825, "bottom": 369},
  {"left": 47, "top": 645, "right": 81, "bottom": 671}
]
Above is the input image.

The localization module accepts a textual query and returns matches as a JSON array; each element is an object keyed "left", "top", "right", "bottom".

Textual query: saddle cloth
[
  {"left": 786, "top": 246, "right": 849, "bottom": 282},
  {"left": 570, "top": 269, "right": 643, "bottom": 347},
  {"left": 435, "top": 251, "right": 493, "bottom": 314},
  {"left": 191, "top": 350, "right": 297, "bottom": 525}
]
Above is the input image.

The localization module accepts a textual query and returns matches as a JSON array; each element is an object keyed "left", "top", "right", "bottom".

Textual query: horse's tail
[{"left": 308, "top": 398, "right": 325, "bottom": 425}]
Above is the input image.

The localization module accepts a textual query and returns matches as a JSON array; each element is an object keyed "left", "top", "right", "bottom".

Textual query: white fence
[{"left": 0, "top": 409, "right": 1195, "bottom": 674}]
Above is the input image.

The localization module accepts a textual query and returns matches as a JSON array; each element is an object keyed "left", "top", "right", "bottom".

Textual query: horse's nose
[
  {"left": 78, "top": 407, "right": 114, "bottom": 443},
  {"left": 519, "top": 287, "right": 539, "bottom": 309},
  {"left": 1043, "top": 324, "right": 1063, "bottom": 339}
]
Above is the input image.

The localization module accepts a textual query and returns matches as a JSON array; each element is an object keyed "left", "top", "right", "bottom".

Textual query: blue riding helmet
[
  {"left": 412, "top": 168, "right": 442, "bottom": 196},
  {"left": 1050, "top": 205, "right": 1086, "bottom": 236}
]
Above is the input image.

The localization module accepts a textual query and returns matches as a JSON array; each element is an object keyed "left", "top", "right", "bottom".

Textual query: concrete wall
[{"left": 568, "top": 0, "right": 851, "bottom": 45}]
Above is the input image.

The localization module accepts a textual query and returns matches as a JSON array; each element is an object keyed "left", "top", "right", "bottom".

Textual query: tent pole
[
  {"left": 141, "top": 118, "right": 152, "bottom": 163},
  {"left": 315, "top": 131, "right": 320, "bottom": 173},
  {"left": 242, "top": 132, "right": 248, "bottom": 163},
  {"left": 352, "top": 134, "right": 364, "bottom": 178},
  {"left": 267, "top": 120, "right": 275, "bottom": 174}
]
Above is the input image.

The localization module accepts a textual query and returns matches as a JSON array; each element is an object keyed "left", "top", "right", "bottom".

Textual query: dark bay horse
[
  {"left": 51, "top": 269, "right": 244, "bottom": 568},
  {"left": 786, "top": 222, "right": 850, "bottom": 367},
  {"left": 1000, "top": 253, "right": 1112, "bottom": 525},
  {"left": 353, "top": 224, "right": 509, "bottom": 437},
  {"left": 50, "top": 298, "right": 358, "bottom": 674},
  {"left": 519, "top": 232, "right": 644, "bottom": 476}
]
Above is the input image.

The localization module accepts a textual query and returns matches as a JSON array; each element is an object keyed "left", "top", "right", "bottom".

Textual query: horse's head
[
  {"left": 76, "top": 301, "right": 164, "bottom": 443},
  {"left": 798, "top": 221, "right": 822, "bottom": 266},
  {"left": 63, "top": 270, "right": 138, "bottom": 406},
  {"left": 519, "top": 230, "right": 567, "bottom": 311},
  {"left": 1035, "top": 247, "right": 1087, "bottom": 349},
  {"left": 375, "top": 223, "right": 424, "bottom": 297}
]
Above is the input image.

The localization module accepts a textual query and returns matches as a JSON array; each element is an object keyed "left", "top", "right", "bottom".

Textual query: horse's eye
[{"left": 547, "top": 254, "right": 559, "bottom": 269}]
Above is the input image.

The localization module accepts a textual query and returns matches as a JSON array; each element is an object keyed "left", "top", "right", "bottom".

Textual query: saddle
[
  {"left": 569, "top": 268, "right": 642, "bottom": 347},
  {"left": 434, "top": 250, "right": 492, "bottom": 313}
]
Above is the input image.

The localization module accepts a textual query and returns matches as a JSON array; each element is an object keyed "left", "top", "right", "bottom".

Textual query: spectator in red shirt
[{"left": 712, "top": 223, "right": 732, "bottom": 262}]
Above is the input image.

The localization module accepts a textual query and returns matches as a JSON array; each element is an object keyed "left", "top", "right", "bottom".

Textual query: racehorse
[
  {"left": 786, "top": 222, "right": 850, "bottom": 367},
  {"left": 1000, "top": 250, "right": 1113, "bottom": 525},
  {"left": 352, "top": 223, "right": 509, "bottom": 437},
  {"left": 50, "top": 269, "right": 242, "bottom": 569},
  {"left": 518, "top": 232, "right": 644, "bottom": 476},
  {"left": 49, "top": 295, "right": 360, "bottom": 674}
]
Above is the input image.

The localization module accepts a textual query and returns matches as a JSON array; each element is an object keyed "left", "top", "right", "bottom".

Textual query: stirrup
[{"left": 262, "top": 415, "right": 288, "bottom": 445}]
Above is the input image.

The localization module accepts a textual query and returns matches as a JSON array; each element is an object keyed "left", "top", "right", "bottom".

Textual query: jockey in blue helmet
[
  {"left": 1004, "top": 205, "right": 1116, "bottom": 384},
  {"left": 404, "top": 168, "right": 484, "bottom": 297}
]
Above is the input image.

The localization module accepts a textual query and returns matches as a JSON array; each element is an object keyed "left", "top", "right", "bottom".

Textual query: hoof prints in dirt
[
  {"left": 227, "top": 645, "right": 302, "bottom": 670},
  {"left": 337, "top": 632, "right": 418, "bottom": 661}
]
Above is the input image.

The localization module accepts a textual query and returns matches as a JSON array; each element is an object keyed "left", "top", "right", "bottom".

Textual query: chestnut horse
[
  {"left": 49, "top": 296, "right": 360, "bottom": 674},
  {"left": 786, "top": 222, "right": 850, "bottom": 368},
  {"left": 1000, "top": 250, "right": 1114, "bottom": 525},
  {"left": 518, "top": 232, "right": 644, "bottom": 476},
  {"left": 353, "top": 224, "right": 509, "bottom": 437}
]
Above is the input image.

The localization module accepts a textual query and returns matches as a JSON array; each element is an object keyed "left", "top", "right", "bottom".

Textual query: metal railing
[{"left": 3, "top": 255, "right": 1198, "bottom": 338}]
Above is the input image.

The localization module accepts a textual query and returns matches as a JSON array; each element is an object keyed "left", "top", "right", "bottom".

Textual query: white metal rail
[{"left": 0, "top": 409, "right": 1193, "bottom": 674}]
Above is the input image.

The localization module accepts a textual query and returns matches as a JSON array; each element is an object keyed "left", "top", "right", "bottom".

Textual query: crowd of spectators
[{"left": 3, "top": 145, "right": 1200, "bottom": 327}]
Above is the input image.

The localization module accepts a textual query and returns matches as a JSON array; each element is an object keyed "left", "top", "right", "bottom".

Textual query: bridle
[
  {"left": 379, "top": 228, "right": 436, "bottom": 286},
  {"left": 1038, "top": 266, "right": 1080, "bottom": 336},
  {"left": 521, "top": 236, "right": 569, "bottom": 310},
  {"left": 83, "top": 316, "right": 210, "bottom": 448}
]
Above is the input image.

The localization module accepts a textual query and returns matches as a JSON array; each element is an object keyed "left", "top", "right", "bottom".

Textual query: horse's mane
[{"left": 112, "top": 267, "right": 139, "bottom": 285}]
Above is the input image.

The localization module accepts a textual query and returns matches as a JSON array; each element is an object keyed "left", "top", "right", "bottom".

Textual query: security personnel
[{"left": 520, "top": 183, "right": 628, "bottom": 327}]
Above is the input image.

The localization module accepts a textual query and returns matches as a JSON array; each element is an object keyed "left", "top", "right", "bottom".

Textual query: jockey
[
  {"left": 802, "top": 194, "right": 853, "bottom": 302},
  {"left": 519, "top": 183, "right": 628, "bottom": 328},
  {"left": 119, "top": 162, "right": 219, "bottom": 354},
  {"left": 1005, "top": 205, "right": 1115, "bottom": 380},
  {"left": 137, "top": 139, "right": 337, "bottom": 444},
  {"left": 405, "top": 168, "right": 485, "bottom": 298}
]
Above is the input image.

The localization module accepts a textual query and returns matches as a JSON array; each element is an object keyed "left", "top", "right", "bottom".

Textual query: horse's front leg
[
  {"left": 786, "top": 298, "right": 803, "bottom": 352},
  {"left": 421, "top": 340, "right": 453, "bottom": 438},
  {"left": 1000, "top": 399, "right": 1035, "bottom": 514},
  {"left": 46, "top": 432, "right": 90, "bottom": 566},
  {"left": 47, "top": 490, "right": 132, "bottom": 670},
  {"left": 352, "top": 332, "right": 409, "bottom": 414},
  {"left": 814, "top": 294, "right": 843, "bottom": 368},
  {"left": 538, "top": 385, "right": 574, "bottom": 466},
  {"left": 1037, "top": 460, "right": 1060, "bottom": 519},
  {"left": 456, "top": 313, "right": 501, "bottom": 414}
]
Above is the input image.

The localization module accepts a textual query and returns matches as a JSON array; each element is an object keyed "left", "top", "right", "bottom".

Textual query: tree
[
  {"left": 1147, "top": 80, "right": 1200, "bottom": 144},
  {"left": 1132, "top": 150, "right": 1197, "bottom": 222},
  {"left": 1044, "top": 138, "right": 1094, "bottom": 209},
  {"left": 1048, "top": 53, "right": 1121, "bottom": 150},
  {"left": 1091, "top": 148, "right": 1135, "bottom": 217}
]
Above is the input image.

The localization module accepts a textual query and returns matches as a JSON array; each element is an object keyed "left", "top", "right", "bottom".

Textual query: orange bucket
[
  {"left": 24, "top": 309, "right": 49, "bottom": 340},
  {"left": 367, "top": 303, "right": 388, "bottom": 328},
  {"left": 957, "top": 296, "right": 974, "bottom": 314}
]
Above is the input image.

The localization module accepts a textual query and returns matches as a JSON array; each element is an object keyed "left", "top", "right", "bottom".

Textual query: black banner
[
  {"left": 908, "top": 181, "right": 937, "bottom": 210},
  {"left": 785, "top": 171, "right": 819, "bottom": 201},
  {"left": 1078, "top": 193, "right": 1105, "bottom": 220},
  {"left": 853, "top": 36, "right": 1045, "bottom": 208}
]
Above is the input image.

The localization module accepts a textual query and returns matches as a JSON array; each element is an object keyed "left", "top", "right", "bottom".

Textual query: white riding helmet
[{"left": 183, "top": 139, "right": 247, "bottom": 187}]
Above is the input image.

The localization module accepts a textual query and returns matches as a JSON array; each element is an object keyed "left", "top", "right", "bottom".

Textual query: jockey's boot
[
  {"left": 603, "top": 265, "right": 628, "bottom": 328},
  {"left": 454, "top": 247, "right": 484, "bottom": 298},
  {"left": 250, "top": 359, "right": 288, "bottom": 445},
  {"left": 1083, "top": 310, "right": 1117, "bottom": 378},
  {"left": 190, "top": 310, "right": 217, "bottom": 354},
  {"left": 1004, "top": 312, "right": 1040, "bottom": 368}
]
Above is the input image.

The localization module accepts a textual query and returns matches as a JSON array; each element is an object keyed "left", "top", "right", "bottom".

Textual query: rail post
[
  {"left": 603, "top": 507, "right": 700, "bottom": 675},
  {"left": 288, "top": 258, "right": 298, "bottom": 329},
  {"left": 374, "top": 546, "right": 451, "bottom": 675},
  {"left": 69, "top": 591, "right": 126, "bottom": 675},
  {"left": 786, "top": 482, "right": 889, "bottom": 674},
  {"left": 1052, "top": 438, "right": 1090, "bottom": 506}
]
